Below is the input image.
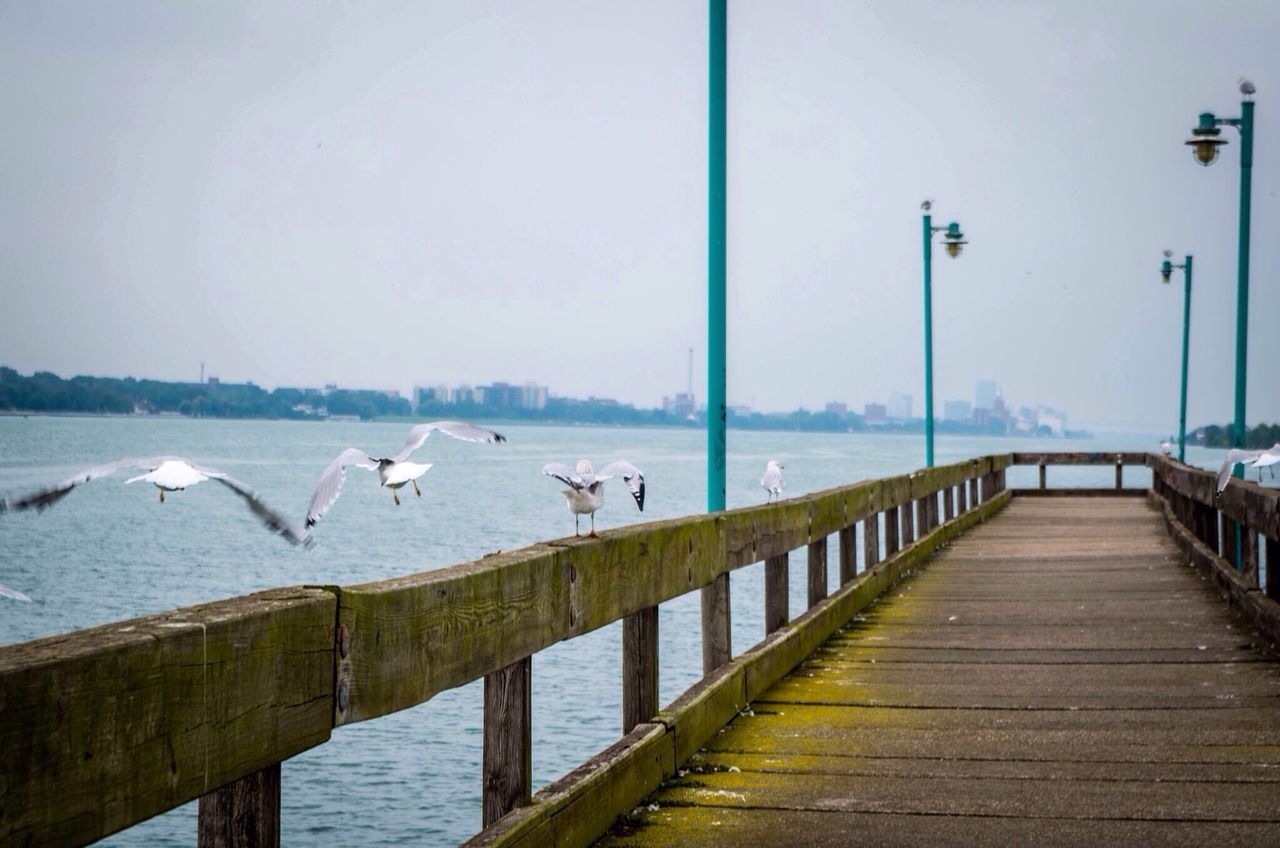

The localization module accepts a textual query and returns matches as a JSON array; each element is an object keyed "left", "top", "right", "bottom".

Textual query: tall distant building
[
  {"left": 975, "top": 380, "right": 999, "bottom": 411},
  {"left": 824, "top": 401, "right": 848, "bottom": 416},
  {"left": 863, "top": 403, "right": 887, "bottom": 424},
  {"left": 888, "top": 393, "right": 912, "bottom": 420},
  {"left": 943, "top": 400, "right": 972, "bottom": 422}
]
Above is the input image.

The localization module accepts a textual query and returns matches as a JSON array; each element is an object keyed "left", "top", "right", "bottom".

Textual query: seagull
[
  {"left": 1250, "top": 443, "right": 1280, "bottom": 480},
  {"left": 1215, "top": 448, "right": 1269, "bottom": 495},
  {"left": 306, "top": 420, "right": 505, "bottom": 527},
  {"left": 1160, "top": 440, "right": 1174, "bottom": 456},
  {"left": 0, "top": 581, "right": 32, "bottom": 602},
  {"left": 920, "top": 199, "right": 933, "bottom": 212},
  {"left": 761, "top": 460, "right": 784, "bottom": 502},
  {"left": 0, "top": 456, "right": 310, "bottom": 545},
  {"left": 1240, "top": 78, "right": 1257, "bottom": 99},
  {"left": 542, "top": 459, "right": 644, "bottom": 537}
]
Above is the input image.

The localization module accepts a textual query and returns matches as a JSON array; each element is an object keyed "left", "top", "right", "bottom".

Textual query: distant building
[
  {"left": 663, "top": 392, "right": 697, "bottom": 419},
  {"left": 521, "top": 382, "right": 548, "bottom": 410},
  {"left": 824, "top": 401, "right": 848, "bottom": 417},
  {"left": 414, "top": 384, "right": 451, "bottom": 410},
  {"left": 453, "top": 385, "right": 476, "bottom": 405},
  {"left": 975, "top": 380, "right": 999, "bottom": 411},
  {"left": 863, "top": 403, "right": 887, "bottom": 424},
  {"left": 944, "top": 400, "right": 972, "bottom": 422},
  {"left": 888, "top": 393, "right": 913, "bottom": 420}
]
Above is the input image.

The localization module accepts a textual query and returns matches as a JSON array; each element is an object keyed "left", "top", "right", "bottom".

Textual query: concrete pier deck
[{"left": 599, "top": 498, "right": 1280, "bottom": 847}]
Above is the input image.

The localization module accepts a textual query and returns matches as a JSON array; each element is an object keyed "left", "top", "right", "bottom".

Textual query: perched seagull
[
  {"left": 306, "top": 420, "right": 505, "bottom": 527},
  {"left": 761, "top": 460, "right": 784, "bottom": 502},
  {"left": 1160, "top": 441, "right": 1174, "bottom": 456},
  {"left": 0, "top": 456, "right": 309, "bottom": 546},
  {"left": 1240, "top": 78, "right": 1257, "bottom": 99},
  {"left": 542, "top": 459, "right": 644, "bottom": 537},
  {"left": 920, "top": 199, "right": 933, "bottom": 212},
  {"left": 0, "top": 581, "right": 32, "bottom": 602}
]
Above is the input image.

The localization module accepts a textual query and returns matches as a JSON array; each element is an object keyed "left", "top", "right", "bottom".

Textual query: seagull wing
[
  {"left": 393, "top": 420, "right": 507, "bottom": 462},
  {"left": 596, "top": 460, "right": 645, "bottom": 512},
  {"left": 0, "top": 581, "right": 32, "bottom": 602},
  {"left": 306, "top": 448, "right": 380, "bottom": 527},
  {"left": 211, "top": 475, "right": 311, "bottom": 547},
  {"left": 0, "top": 455, "right": 178, "bottom": 513},
  {"left": 1216, "top": 449, "right": 1262, "bottom": 495},
  {"left": 542, "top": 463, "right": 586, "bottom": 489}
]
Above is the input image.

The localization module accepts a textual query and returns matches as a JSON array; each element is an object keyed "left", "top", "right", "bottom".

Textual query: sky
[{"left": 1, "top": 0, "right": 1278, "bottom": 430}]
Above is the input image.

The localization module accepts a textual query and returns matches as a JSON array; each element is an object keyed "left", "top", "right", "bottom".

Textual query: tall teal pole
[
  {"left": 922, "top": 213, "right": 935, "bottom": 467},
  {"left": 1231, "top": 100, "right": 1253, "bottom": 457},
  {"left": 707, "top": 0, "right": 726, "bottom": 512},
  {"left": 1178, "top": 256, "right": 1192, "bottom": 463}
]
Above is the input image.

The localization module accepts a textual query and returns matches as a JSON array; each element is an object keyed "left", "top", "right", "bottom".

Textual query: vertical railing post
[
  {"left": 1115, "top": 460, "right": 1123, "bottom": 490},
  {"left": 839, "top": 523, "right": 857, "bottom": 584},
  {"left": 944, "top": 486, "right": 955, "bottom": 522},
  {"left": 1266, "top": 537, "right": 1279, "bottom": 601},
  {"left": 900, "top": 502, "right": 915, "bottom": 547},
  {"left": 1241, "top": 529, "right": 1259, "bottom": 587},
  {"left": 808, "top": 538, "right": 828, "bottom": 608},
  {"left": 764, "top": 553, "right": 789, "bottom": 634},
  {"left": 915, "top": 498, "right": 927, "bottom": 538},
  {"left": 198, "top": 763, "right": 281, "bottom": 848},
  {"left": 483, "top": 657, "right": 532, "bottom": 827},
  {"left": 884, "top": 508, "right": 900, "bottom": 557},
  {"left": 702, "top": 573, "right": 731, "bottom": 673},
  {"left": 969, "top": 476, "right": 980, "bottom": 508},
  {"left": 622, "top": 607, "right": 659, "bottom": 734},
  {"left": 1038, "top": 464, "right": 1046, "bottom": 490},
  {"left": 863, "top": 514, "right": 879, "bottom": 571},
  {"left": 1220, "top": 513, "right": 1238, "bottom": 568}
]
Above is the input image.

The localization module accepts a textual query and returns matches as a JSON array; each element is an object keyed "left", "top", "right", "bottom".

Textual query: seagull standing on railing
[
  {"left": 0, "top": 456, "right": 310, "bottom": 545},
  {"left": 306, "top": 420, "right": 506, "bottom": 528},
  {"left": 1214, "top": 444, "right": 1280, "bottom": 495},
  {"left": 542, "top": 459, "right": 644, "bottom": 537},
  {"left": 1160, "top": 441, "right": 1174, "bottom": 456},
  {"left": 761, "top": 460, "right": 784, "bottom": 502}
]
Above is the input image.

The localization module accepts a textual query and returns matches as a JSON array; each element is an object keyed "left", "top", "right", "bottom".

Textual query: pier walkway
[{"left": 599, "top": 498, "right": 1280, "bottom": 847}]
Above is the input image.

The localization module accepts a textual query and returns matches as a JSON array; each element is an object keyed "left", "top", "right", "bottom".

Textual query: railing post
[
  {"left": 1267, "top": 537, "right": 1279, "bottom": 601},
  {"left": 958, "top": 480, "right": 968, "bottom": 513},
  {"left": 915, "top": 498, "right": 927, "bottom": 538},
  {"left": 764, "top": 553, "right": 788, "bottom": 633},
  {"left": 197, "top": 763, "right": 281, "bottom": 848},
  {"left": 863, "top": 514, "right": 879, "bottom": 571},
  {"left": 622, "top": 607, "right": 659, "bottom": 734},
  {"left": 943, "top": 487, "right": 954, "bottom": 523},
  {"left": 839, "top": 523, "right": 857, "bottom": 584},
  {"left": 1038, "top": 463, "right": 1046, "bottom": 490},
  {"left": 1241, "top": 530, "right": 1259, "bottom": 587},
  {"left": 701, "top": 574, "right": 731, "bottom": 674},
  {"left": 1220, "top": 513, "right": 1237, "bottom": 568},
  {"left": 1115, "top": 460, "right": 1123, "bottom": 490},
  {"left": 900, "top": 503, "right": 915, "bottom": 547},
  {"left": 808, "top": 538, "right": 828, "bottom": 608},
  {"left": 969, "top": 476, "right": 979, "bottom": 508},
  {"left": 483, "top": 656, "right": 532, "bottom": 827},
  {"left": 884, "top": 508, "right": 900, "bottom": 557}
]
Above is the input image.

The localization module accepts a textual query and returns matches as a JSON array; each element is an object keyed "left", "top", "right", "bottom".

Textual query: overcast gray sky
[{"left": 1, "top": 0, "right": 1277, "bottom": 429}]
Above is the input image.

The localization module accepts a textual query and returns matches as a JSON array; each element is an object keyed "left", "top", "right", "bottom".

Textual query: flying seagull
[
  {"left": 306, "top": 420, "right": 505, "bottom": 527},
  {"left": 761, "top": 460, "right": 784, "bottom": 502},
  {"left": 542, "top": 459, "right": 644, "bottom": 537},
  {"left": 1213, "top": 446, "right": 1280, "bottom": 495},
  {"left": 0, "top": 581, "right": 32, "bottom": 602},
  {"left": 0, "top": 456, "right": 310, "bottom": 546}
]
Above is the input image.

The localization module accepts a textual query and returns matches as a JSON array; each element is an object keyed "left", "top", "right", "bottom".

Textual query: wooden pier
[{"left": 2, "top": 453, "right": 1278, "bottom": 847}]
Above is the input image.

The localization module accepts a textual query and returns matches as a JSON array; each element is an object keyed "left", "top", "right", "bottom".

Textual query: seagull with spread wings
[
  {"left": 0, "top": 455, "right": 310, "bottom": 546},
  {"left": 1215, "top": 443, "right": 1280, "bottom": 495},
  {"left": 305, "top": 420, "right": 505, "bottom": 527},
  {"left": 542, "top": 459, "right": 645, "bottom": 537},
  {"left": 761, "top": 460, "right": 784, "bottom": 502}
]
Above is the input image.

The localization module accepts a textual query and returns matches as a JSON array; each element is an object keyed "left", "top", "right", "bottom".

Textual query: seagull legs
[
  {"left": 574, "top": 514, "right": 581, "bottom": 537},
  {"left": 159, "top": 489, "right": 165, "bottom": 503},
  {"left": 392, "top": 489, "right": 400, "bottom": 506},
  {"left": 413, "top": 480, "right": 422, "bottom": 497},
  {"left": 588, "top": 512, "right": 598, "bottom": 538}
]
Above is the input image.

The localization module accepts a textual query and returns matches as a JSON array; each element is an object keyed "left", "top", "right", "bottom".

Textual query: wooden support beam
[
  {"left": 900, "top": 503, "right": 914, "bottom": 547},
  {"left": 622, "top": 607, "right": 659, "bottom": 735},
  {"left": 958, "top": 480, "right": 968, "bottom": 513},
  {"left": 1267, "top": 537, "right": 1280, "bottom": 602},
  {"left": 863, "top": 514, "right": 879, "bottom": 572},
  {"left": 197, "top": 763, "right": 280, "bottom": 848},
  {"left": 1242, "top": 530, "right": 1259, "bottom": 588},
  {"left": 701, "top": 575, "right": 731, "bottom": 674},
  {"left": 764, "top": 553, "right": 789, "bottom": 634},
  {"left": 1221, "top": 514, "right": 1237, "bottom": 567},
  {"left": 915, "top": 498, "right": 927, "bottom": 537},
  {"left": 1038, "top": 464, "right": 1047, "bottom": 490},
  {"left": 483, "top": 657, "right": 532, "bottom": 827},
  {"left": 944, "top": 487, "right": 955, "bottom": 523},
  {"left": 969, "top": 477, "right": 979, "bottom": 509},
  {"left": 884, "top": 509, "right": 900, "bottom": 557},
  {"left": 839, "top": 524, "right": 857, "bottom": 585},
  {"left": 1115, "top": 462, "right": 1123, "bottom": 490},
  {"left": 808, "top": 538, "right": 828, "bottom": 608}
]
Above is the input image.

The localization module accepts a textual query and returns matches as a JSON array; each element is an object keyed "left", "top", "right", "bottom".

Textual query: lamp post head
[
  {"left": 943, "top": 221, "right": 966, "bottom": 258},
  {"left": 1161, "top": 260, "right": 1173, "bottom": 284},
  {"left": 1185, "top": 112, "right": 1226, "bottom": 166}
]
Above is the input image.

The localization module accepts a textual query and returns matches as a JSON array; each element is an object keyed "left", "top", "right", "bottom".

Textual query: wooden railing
[
  {"left": 1010, "top": 451, "right": 1151, "bottom": 494},
  {"left": 3, "top": 453, "right": 1018, "bottom": 847},
  {"left": 1148, "top": 454, "right": 1280, "bottom": 645}
]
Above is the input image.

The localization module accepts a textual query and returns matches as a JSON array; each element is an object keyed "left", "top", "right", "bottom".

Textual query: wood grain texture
[
  {"left": 900, "top": 503, "right": 915, "bottom": 547},
  {"left": 197, "top": 762, "right": 280, "bottom": 848},
  {"left": 0, "top": 588, "right": 334, "bottom": 848},
  {"left": 764, "top": 554, "right": 789, "bottom": 634},
  {"left": 702, "top": 574, "right": 732, "bottom": 675},
  {"left": 838, "top": 524, "right": 857, "bottom": 585},
  {"left": 484, "top": 657, "right": 532, "bottom": 827},
  {"left": 807, "top": 538, "right": 828, "bottom": 609},
  {"left": 861, "top": 516, "right": 878, "bottom": 575},
  {"left": 884, "top": 508, "right": 900, "bottom": 557},
  {"left": 623, "top": 607, "right": 659, "bottom": 734}
]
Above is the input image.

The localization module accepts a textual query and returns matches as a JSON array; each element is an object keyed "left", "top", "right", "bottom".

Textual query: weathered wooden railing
[
  {"left": 3, "top": 452, "right": 1018, "bottom": 847},
  {"left": 1009, "top": 451, "right": 1151, "bottom": 495},
  {"left": 1148, "top": 453, "right": 1280, "bottom": 644}
]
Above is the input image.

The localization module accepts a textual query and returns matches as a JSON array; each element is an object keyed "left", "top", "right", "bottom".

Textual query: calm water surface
[{"left": 1, "top": 417, "right": 1205, "bottom": 845}]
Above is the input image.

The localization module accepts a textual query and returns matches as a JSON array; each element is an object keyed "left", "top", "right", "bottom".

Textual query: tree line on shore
[{"left": 1196, "top": 423, "right": 1280, "bottom": 450}]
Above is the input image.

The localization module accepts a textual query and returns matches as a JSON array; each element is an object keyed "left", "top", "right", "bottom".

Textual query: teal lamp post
[
  {"left": 1185, "top": 82, "right": 1254, "bottom": 474},
  {"left": 921, "top": 200, "right": 967, "bottom": 468},
  {"left": 1160, "top": 251, "right": 1194, "bottom": 462}
]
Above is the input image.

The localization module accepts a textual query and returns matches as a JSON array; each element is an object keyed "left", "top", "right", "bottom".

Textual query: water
[{"left": 0, "top": 416, "right": 1200, "bottom": 845}]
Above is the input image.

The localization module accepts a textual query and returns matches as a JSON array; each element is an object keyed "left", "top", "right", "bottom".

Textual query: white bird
[
  {"left": 761, "top": 460, "right": 784, "bottom": 502},
  {"left": 542, "top": 459, "right": 645, "bottom": 537},
  {"left": 1159, "top": 441, "right": 1173, "bottom": 457},
  {"left": 1250, "top": 443, "right": 1280, "bottom": 480},
  {"left": 0, "top": 581, "right": 32, "bottom": 602},
  {"left": 0, "top": 456, "right": 310, "bottom": 545},
  {"left": 306, "top": 420, "right": 505, "bottom": 527},
  {"left": 1240, "top": 78, "right": 1257, "bottom": 98},
  {"left": 1215, "top": 447, "right": 1274, "bottom": 495}
]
